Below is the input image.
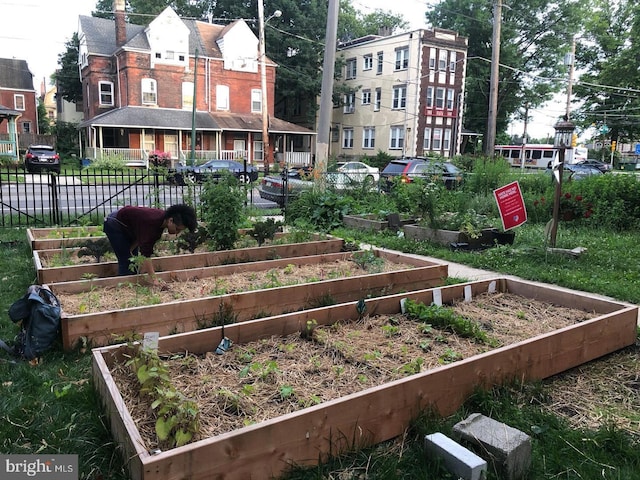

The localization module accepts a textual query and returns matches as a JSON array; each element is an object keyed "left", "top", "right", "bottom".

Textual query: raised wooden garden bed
[
  {"left": 92, "top": 277, "right": 638, "bottom": 480},
  {"left": 403, "top": 224, "right": 515, "bottom": 249},
  {"left": 34, "top": 237, "right": 343, "bottom": 284},
  {"left": 27, "top": 226, "right": 105, "bottom": 250},
  {"left": 57, "top": 249, "right": 447, "bottom": 350},
  {"left": 342, "top": 213, "right": 416, "bottom": 231}
]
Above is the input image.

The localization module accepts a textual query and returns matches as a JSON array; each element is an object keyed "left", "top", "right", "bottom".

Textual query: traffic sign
[
  {"left": 600, "top": 124, "right": 610, "bottom": 134},
  {"left": 635, "top": 144, "right": 640, "bottom": 155}
]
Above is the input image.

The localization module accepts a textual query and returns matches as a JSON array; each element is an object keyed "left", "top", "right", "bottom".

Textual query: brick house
[
  {"left": 77, "top": 3, "right": 314, "bottom": 168},
  {"left": 0, "top": 58, "right": 38, "bottom": 141},
  {"left": 331, "top": 28, "right": 468, "bottom": 159}
]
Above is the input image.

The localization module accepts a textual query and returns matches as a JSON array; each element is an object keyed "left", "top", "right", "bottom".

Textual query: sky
[
  {"left": 0, "top": 0, "right": 557, "bottom": 141},
  {"left": 0, "top": 0, "right": 96, "bottom": 92}
]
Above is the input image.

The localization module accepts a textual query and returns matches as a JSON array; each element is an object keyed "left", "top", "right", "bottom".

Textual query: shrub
[
  {"left": 89, "top": 154, "right": 128, "bottom": 170},
  {"left": 200, "top": 174, "right": 245, "bottom": 250},
  {"left": 286, "top": 189, "right": 350, "bottom": 232},
  {"left": 466, "top": 157, "right": 512, "bottom": 195}
]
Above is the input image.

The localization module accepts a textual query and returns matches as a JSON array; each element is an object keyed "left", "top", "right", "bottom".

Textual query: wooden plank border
[
  {"left": 92, "top": 278, "right": 638, "bottom": 480},
  {"left": 60, "top": 252, "right": 448, "bottom": 349},
  {"left": 35, "top": 238, "right": 345, "bottom": 284}
]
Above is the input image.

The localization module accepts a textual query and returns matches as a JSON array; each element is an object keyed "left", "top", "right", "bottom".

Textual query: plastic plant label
[{"left": 143, "top": 332, "right": 159, "bottom": 352}]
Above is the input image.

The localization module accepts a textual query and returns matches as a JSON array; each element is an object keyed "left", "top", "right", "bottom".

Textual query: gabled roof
[
  {"left": 79, "top": 16, "right": 146, "bottom": 56},
  {"left": 0, "top": 58, "right": 34, "bottom": 90},
  {"left": 78, "top": 14, "right": 240, "bottom": 60}
]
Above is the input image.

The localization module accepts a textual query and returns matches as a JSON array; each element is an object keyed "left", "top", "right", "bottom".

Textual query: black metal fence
[{"left": 0, "top": 167, "right": 212, "bottom": 228}]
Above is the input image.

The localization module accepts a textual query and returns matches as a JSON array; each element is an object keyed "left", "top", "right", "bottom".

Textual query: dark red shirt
[{"left": 115, "top": 206, "right": 165, "bottom": 257}]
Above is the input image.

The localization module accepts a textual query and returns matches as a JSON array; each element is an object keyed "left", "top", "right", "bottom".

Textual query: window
[
  {"left": 361, "top": 89, "right": 371, "bottom": 105},
  {"left": 363, "top": 127, "right": 375, "bottom": 149},
  {"left": 390, "top": 126, "right": 404, "bottom": 149},
  {"left": 429, "top": 49, "right": 436, "bottom": 70},
  {"left": 423, "top": 127, "right": 431, "bottom": 150},
  {"left": 166, "top": 51, "right": 175, "bottom": 60},
  {"left": 438, "top": 50, "right": 447, "bottom": 71},
  {"left": 346, "top": 58, "right": 357, "bottom": 79},
  {"left": 21, "top": 121, "right": 31, "bottom": 133},
  {"left": 14, "top": 94, "right": 25, "bottom": 111},
  {"left": 374, "top": 88, "right": 381, "bottom": 111},
  {"left": 183, "top": 82, "right": 194, "bottom": 110},
  {"left": 443, "top": 129, "right": 452, "bottom": 151},
  {"left": 99, "top": 81, "right": 114, "bottom": 106},
  {"left": 392, "top": 86, "right": 406, "bottom": 109},
  {"left": 425, "top": 87, "right": 433, "bottom": 108},
  {"left": 254, "top": 137, "right": 264, "bottom": 161},
  {"left": 343, "top": 128, "right": 354, "bottom": 149},
  {"left": 447, "top": 89, "right": 455, "bottom": 110},
  {"left": 216, "top": 84, "right": 229, "bottom": 110},
  {"left": 449, "top": 51, "right": 457, "bottom": 72},
  {"left": 435, "top": 87, "right": 445, "bottom": 109},
  {"left": 251, "top": 89, "right": 262, "bottom": 112},
  {"left": 395, "top": 47, "right": 409, "bottom": 70},
  {"left": 343, "top": 93, "right": 355, "bottom": 113},
  {"left": 363, "top": 54, "right": 373, "bottom": 71},
  {"left": 376, "top": 51, "right": 383, "bottom": 75},
  {"left": 432, "top": 128, "right": 442, "bottom": 149},
  {"left": 142, "top": 78, "right": 157, "bottom": 105}
]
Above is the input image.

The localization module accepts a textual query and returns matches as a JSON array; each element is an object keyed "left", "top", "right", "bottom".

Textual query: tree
[
  {"left": 573, "top": 1, "right": 640, "bottom": 143},
  {"left": 55, "top": 33, "right": 82, "bottom": 105},
  {"left": 426, "top": 0, "right": 587, "bottom": 141},
  {"left": 37, "top": 100, "right": 51, "bottom": 135}
]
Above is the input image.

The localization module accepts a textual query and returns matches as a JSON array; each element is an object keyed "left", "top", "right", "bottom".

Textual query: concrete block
[
  {"left": 453, "top": 413, "right": 531, "bottom": 480},
  {"left": 424, "top": 432, "right": 487, "bottom": 480}
]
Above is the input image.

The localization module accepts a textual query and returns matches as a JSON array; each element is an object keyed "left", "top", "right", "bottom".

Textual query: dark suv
[
  {"left": 24, "top": 145, "right": 60, "bottom": 173},
  {"left": 380, "top": 158, "right": 463, "bottom": 192}
]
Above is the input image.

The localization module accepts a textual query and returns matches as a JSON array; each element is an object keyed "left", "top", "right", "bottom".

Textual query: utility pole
[
  {"left": 315, "top": 0, "right": 339, "bottom": 188},
  {"left": 484, "top": 0, "right": 502, "bottom": 155},
  {"left": 519, "top": 102, "right": 529, "bottom": 170}
]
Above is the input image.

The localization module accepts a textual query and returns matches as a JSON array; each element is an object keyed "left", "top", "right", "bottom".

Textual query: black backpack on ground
[{"left": 0, "top": 285, "right": 62, "bottom": 361}]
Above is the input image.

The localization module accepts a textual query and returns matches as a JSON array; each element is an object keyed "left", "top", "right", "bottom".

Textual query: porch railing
[{"left": 83, "top": 147, "right": 312, "bottom": 169}]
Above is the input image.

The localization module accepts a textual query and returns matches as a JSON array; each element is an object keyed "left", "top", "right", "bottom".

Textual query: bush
[
  {"left": 286, "top": 189, "right": 350, "bottom": 232},
  {"left": 465, "top": 157, "right": 512, "bottom": 196},
  {"left": 88, "top": 154, "right": 128, "bottom": 170},
  {"left": 200, "top": 174, "right": 246, "bottom": 250}
]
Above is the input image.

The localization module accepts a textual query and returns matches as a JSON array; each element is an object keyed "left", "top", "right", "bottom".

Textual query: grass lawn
[{"left": 0, "top": 222, "right": 638, "bottom": 479}]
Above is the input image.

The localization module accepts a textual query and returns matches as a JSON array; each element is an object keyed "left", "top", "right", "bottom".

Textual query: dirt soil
[
  {"left": 108, "top": 291, "right": 602, "bottom": 450},
  {"left": 57, "top": 257, "right": 411, "bottom": 315}
]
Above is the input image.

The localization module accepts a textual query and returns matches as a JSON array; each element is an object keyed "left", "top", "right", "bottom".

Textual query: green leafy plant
[
  {"left": 351, "top": 249, "right": 384, "bottom": 272},
  {"left": 249, "top": 218, "right": 282, "bottom": 246},
  {"left": 405, "top": 300, "right": 494, "bottom": 345},
  {"left": 126, "top": 347, "right": 199, "bottom": 448},
  {"left": 200, "top": 173, "right": 246, "bottom": 250}
]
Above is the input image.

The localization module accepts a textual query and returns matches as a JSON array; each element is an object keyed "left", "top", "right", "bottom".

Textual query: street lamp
[
  {"left": 258, "top": 2, "right": 281, "bottom": 174},
  {"left": 548, "top": 116, "right": 576, "bottom": 248}
]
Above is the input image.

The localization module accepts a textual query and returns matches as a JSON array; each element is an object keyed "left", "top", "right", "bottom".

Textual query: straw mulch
[
  {"left": 109, "top": 292, "right": 603, "bottom": 450},
  {"left": 57, "top": 258, "right": 411, "bottom": 315}
]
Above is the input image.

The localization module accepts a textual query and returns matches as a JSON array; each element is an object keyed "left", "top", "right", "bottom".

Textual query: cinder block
[
  {"left": 424, "top": 432, "right": 487, "bottom": 480},
  {"left": 453, "top": 413, "right": 531, "bottom": 480}
]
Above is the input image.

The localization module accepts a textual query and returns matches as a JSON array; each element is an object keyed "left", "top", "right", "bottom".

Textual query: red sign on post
[{"left": 493, "top": 181, "right": 527, "bottom": 231}]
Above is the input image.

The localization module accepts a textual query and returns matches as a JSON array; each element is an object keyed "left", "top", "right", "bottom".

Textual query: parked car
[
  {"left": 545, "top": 163, "right": 604, "bottom": 181},
  {"left": 258, "top": 168, "right": 314, "bottom": 207},
  {"left": 335, "top": 161, "right": 380, "bottom": 184},
  {"left": 380, "top": 158, "right": 463, "bottom": 192},
  {"left": 169, "top": 159, "right": 259, "bottom": 185},
  {"left": 24, "top": 145, "right": 60, "bottom": 173},
  {"left": 258, "top": 166, "right": 373, "bottom": 206},
  {"left": 575, "top": 159, "right": 612, "bottom": 173}
]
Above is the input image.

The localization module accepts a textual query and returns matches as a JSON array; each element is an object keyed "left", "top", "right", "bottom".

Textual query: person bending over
[{"left": 104, "top": 204, "right": 197, "bottom": 283}]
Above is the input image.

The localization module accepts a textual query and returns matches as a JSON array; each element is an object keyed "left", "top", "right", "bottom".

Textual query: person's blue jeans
[{"left": 103, "top": 212, "right": 138, "bottom": 275}]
